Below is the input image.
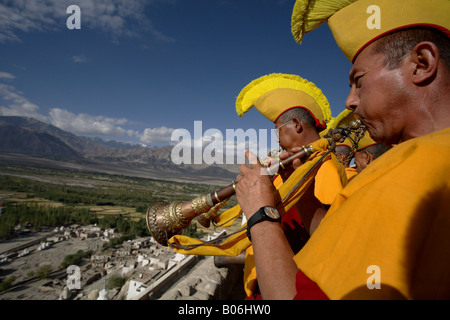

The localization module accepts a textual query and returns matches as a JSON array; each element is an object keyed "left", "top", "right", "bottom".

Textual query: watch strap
[{"left": 246, "top": 206, "right": 280, "bottom": 242}]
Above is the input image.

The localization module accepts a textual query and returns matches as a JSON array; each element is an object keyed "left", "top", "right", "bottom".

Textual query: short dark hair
[
  {"left": 335, "top": 145, "right": 353, "bottom": 158},
  {"left": 277, "top": 107, "right": 319, "bottom": 132},
  {"left": 372, "top": 27, "right": 450, "bottom": 69},
  {"left": 335, "top": 145, "right": 354, "bottom": 166},
  {"left": 363, "top": 143, "right": 392, "bottom": 160}
]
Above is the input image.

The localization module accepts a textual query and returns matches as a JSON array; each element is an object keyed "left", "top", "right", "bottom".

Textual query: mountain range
[{"left": 0, "top": 116, "right": 239, "bottom": 185}]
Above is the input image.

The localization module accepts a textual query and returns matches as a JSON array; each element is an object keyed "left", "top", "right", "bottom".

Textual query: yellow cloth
[
  {"left": 314, "top": 157, "right": 347, "bottom": 205},
  {"left": 294, "top": 127, "right": 450, "bottom": 299},
  {"left": 244, "top": 242, "right": 258, "bottom": 297},
  {"left": 345, "top": 167, "right": 358, "bottom": 182},
  {"left": 243, "top": 155, "right": 347, "bottom": 297},
  {"left": 292, "top": 0, "right": 450, "bottom": 62},
  {"left": 272, "top": 174, "right": 284, "bottom": 190},
  {"left": 168, "top": 138, "right": 334, "bottom": 256}
]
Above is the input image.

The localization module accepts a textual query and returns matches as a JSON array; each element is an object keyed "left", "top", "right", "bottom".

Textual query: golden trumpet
[{"left": 146, "top": 120, "right": 365, "bottom": 246}]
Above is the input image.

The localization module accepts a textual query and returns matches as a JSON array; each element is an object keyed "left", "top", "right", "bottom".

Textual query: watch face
[{"left": 264, "top": 206, "right": 280, "bottom": 219}]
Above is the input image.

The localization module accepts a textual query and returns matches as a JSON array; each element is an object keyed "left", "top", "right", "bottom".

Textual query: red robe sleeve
[{"left": 294, "top": 270, "right": 329, "bottom": 300}]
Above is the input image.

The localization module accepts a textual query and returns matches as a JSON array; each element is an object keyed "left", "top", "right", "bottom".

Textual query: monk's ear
[
  {"left": 292, "top": 118, "right": 303, "bottom": 134},
  {"left": 409, "top": 41, "right": 439, "bottom": 85},
  {"left": 365, "top": 150, "right": 375, "bottom": 165}
]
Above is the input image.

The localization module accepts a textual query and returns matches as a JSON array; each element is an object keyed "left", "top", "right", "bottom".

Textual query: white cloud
[
  {"left": 0, "top": 81, "right": 132, "bottom": 138},
  {"left": 0, "top": 72, "right": 16, "bottom": 80},
  {"left": 139, "top": 126, "right": 175, "bottom": 144},
  {"left": 0, "top": 80, "right": 279, "bottom": 151},
  {"left": 0, "top": 0, "right": 175, "bottom": 43},
  {"left": 126, "top": 129, "right": 137, "bottom": 137},
  {"left": 49, "top": 108, "right": 128, "bottom": 137},
  {"left": 72, "top": 55, "right": 87, "bottom": 63},
  {"left": 169, "top": 126, "right": 276, "bottom": 161},
  {"left": 169, "top": 126, "right": 281, "bottom": 165},
  {"left": 0, "top": 83, "right": 47, "bottom": 122},
  {"left": 0, "top": 77, "right": 177, "bottom": 144}
]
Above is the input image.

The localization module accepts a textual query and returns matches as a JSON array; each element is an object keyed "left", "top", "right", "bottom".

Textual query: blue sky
[{"left": 0, "top": 0, "right": 352, "bottom": 154}]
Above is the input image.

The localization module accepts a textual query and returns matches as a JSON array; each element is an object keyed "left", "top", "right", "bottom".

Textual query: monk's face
[
  {"left": 346, "top": 41, "right": 409, "bottom": 145},
  {"left": 274, "top": 117, "right": 313, "bottom": 154},
  {"left": 274, "top": 118, "right": 296, "bottom": 153}
]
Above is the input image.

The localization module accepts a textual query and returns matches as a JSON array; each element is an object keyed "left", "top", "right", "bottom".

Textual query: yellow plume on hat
[
  {"left": 236, "top": 73, "right": 331, "bottom": 130},
  {"left": 292, "top": 0, "right": 450, "bottom": 62},
  {"left": 328, "top": 108, "right": 356, "bottom": 129},
  {"left": 291, "top": 0, "right": 356, "bottom": 44}
]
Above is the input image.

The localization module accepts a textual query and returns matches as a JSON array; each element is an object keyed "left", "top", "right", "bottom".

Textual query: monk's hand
[
  {"left": 279, "top": 147, "right": 303, "bottom": 172},
  {"left": 235, "top": 150, "right": 279, "bottom": 221}
]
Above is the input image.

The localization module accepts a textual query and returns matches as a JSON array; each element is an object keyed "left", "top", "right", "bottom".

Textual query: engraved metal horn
[{"left": 146, "top": 120, "right": 365, "bottom": 246}]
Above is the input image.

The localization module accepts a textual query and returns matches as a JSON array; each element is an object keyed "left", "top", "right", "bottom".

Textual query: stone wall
[{"left": 135, "top": 255, "right": 245, "bottom": 300}]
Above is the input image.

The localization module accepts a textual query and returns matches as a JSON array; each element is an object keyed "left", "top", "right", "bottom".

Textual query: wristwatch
[{"left": 246, "top": 206, "right": 281, "bottom": 241}]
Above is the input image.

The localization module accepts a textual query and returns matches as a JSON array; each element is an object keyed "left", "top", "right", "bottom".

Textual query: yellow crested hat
[
  {"left": 327, "top": 109, "right": 378, "bottom": 150},
  {"left": 292, "top": 0, "right": 450, "bottom": 62},
  {"left": 328, "top": 109, "right": 357, "bottom": 148},
  {"left": 356, "top": 131, "right": 378, "bottom": 151},
  {"left": 236, "top": 73, "right": 331, "bottom": 130}
]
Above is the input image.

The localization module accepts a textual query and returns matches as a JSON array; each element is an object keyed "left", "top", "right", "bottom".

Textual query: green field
[{"left": 0, "top": 165, "right": 239, "bottom": 240}]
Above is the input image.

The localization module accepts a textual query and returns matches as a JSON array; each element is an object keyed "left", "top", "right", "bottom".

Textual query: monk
[{"left": 235, "top": 73, "right": 347, "bottom": 299}]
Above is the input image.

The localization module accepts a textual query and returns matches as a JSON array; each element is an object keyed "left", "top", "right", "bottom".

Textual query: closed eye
[{"left": 354, "top": 75, "right": 364, "bottom": 88}]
